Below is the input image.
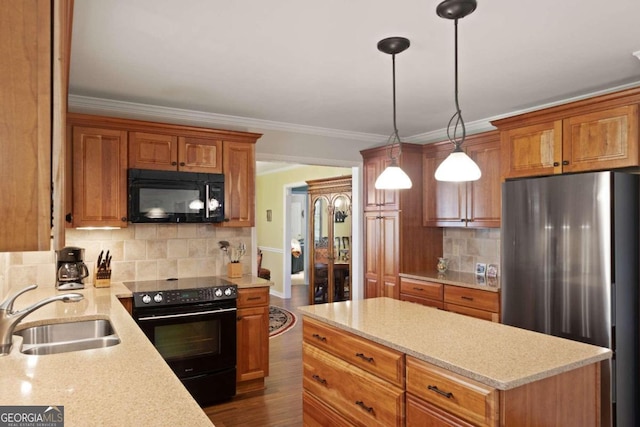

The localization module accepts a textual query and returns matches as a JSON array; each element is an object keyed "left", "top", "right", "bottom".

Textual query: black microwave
[{"left": 128, "top": 169, "right": 224, "bottom": 223}]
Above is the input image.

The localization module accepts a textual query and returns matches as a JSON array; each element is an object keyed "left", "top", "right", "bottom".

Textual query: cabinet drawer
[
  {"left": 406, "top": 356, "right": 498, "bottom": 427},
  {"left": 303, "top": 317, "right": 405, "bottom": 387},
  {"left": 237, "top": 287, "right": 269, "bottom": 308},
  {"left": 303, "top": 390, "right": 354, "bottom": 427},
  {"left": 445, "top": 303, "right": 499, "bottom": 322},
  {"left": 400, "top": 278, "right": 443, "bottom": 300},
  {"left": 303, "top": 343, "right": 405, "bottom": 427},
  {"left": 400, "top": 294, "right": 445, "bottom": 310},
  {"left": 444, "top": 285, "right": 499, "bottom": 313},
  {"left": 407, "top": 394, "right": 475, "bottom": 427}
]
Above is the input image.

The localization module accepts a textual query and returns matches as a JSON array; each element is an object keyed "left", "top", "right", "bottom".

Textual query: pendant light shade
[
  {"left": 374, "top": 37, "right": 412, "bottom": 190},
  {"left": 434, "top": 0, "right": 481, "bottom": 182}
]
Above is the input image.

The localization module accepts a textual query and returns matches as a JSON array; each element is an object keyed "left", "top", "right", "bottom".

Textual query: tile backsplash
[
  {"left": 442, "top": 228, "right": 501, "bottom": 274},
  {"left": 0, "top": 224, "right": 251, "bottom": 296}
]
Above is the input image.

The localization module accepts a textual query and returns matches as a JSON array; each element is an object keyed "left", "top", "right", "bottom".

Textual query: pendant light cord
[
  {"left": 388, "top": 53, "right": 402, "bottom": 161},
  {"left": 446, "top": 18, "right": 466, "bottom": 151}
]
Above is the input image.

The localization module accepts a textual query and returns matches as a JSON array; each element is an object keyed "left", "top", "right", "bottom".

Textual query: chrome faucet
[{"left": 0, "top": 284, "right": 84, "bottom": 356}]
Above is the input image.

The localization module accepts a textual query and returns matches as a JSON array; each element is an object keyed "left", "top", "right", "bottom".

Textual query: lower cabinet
[
  {"left": 400, "top": 277, "right": 500, "bottom": 322},
  {"left": 303, "top": 316, "right": 602, "bottom": 427},
  {"left": 236, "top": 287, "right": 269, "bottom": 393},
  {"left": 303, "top": 317, "right": 405, "bottom": 426}
]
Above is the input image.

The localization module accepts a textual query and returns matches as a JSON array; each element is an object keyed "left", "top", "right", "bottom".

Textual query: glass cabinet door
[
  {"left": 311, "top": 196, "right": 330, "bottom": 304},
  {"left": 332, "top": 194, "right": 351, "bottom": 302}
]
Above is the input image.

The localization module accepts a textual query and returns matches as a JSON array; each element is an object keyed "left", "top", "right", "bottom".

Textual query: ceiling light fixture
[
  {"left": 375, "top": 36, "right": 413, "bottom": 190},
  {"left": 434, "top": 0, "right": 482, "bottom": 182}
]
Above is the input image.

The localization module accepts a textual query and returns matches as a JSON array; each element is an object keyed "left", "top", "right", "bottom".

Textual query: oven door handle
[{"left": 137, "top": 307, "right": 237, "bottom": 321}]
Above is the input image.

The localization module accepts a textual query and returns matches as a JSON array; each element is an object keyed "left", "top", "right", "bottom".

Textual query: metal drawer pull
[
  {"left": 312, "top": 374, "right": 327, "bottom": 385},
  {"left": 312, "top": 333, "right": 327, "bottom": 342},
  {"left": 355, "top": 352, "right": 374, "bottom": 363},
  {"left": 247, "top": 296, "right": 262, "bottom": 301},
  {"left": 413, "top": 287, "right": 424, "bottom": 291},
  {"left": 428, "top": 385, "right": 454, "bottom": 399},
  {"left": 355, "top": 400, "right": 374, "bottom": 413},
  {"left": 461, "top": 296, "right": 474, "bottom": 301}
]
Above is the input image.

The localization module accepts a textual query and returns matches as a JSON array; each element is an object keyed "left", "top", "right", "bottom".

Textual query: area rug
[{"left": 269, "top": 306, "right": 297, "bottom": 338}]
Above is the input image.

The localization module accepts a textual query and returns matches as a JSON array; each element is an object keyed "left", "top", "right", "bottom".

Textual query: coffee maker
[{"left": 56, "top": 246, "right": 89, "bottom": 290}]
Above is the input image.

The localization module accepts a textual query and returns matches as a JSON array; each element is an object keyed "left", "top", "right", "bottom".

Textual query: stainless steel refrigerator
[{"left": 501, "top": 171, "right": 639, "bottom": 427}]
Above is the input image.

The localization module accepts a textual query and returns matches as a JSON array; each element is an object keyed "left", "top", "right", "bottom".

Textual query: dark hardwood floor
[{"left": 204, "top": 285, "right": 308, "bottom": 427}]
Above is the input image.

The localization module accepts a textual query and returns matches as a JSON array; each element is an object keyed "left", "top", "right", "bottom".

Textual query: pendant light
[
  {"left": 374, "top": 37, "right": 413, "bottom": 190},
  {"left": 434, "top": 0, "right": 482, "bottom": 182}
]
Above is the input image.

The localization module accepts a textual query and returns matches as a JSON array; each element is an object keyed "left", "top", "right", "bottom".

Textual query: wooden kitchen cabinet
[
  {"left": 399, "top": 276, "right": 500, "bottom": 322},
  {"left": 303, "top": 317, "right": 405, "bottom": 426},
  {"left": 494, "top": 88, "right": 640, "bottom": 179},
  {"left": 71, "top": 126, "right": 129, "bottom": 228},
  {"left": 129, "top": 132, "right": 223, "bottom": 173},
  {"left": 236, "top": 286, "right": 269, "bottom": 394},
  {"left": 222, "top": 141, "right": 255, "bottom": 227},
  {"left": 423, "top": 131, "right": 501, "bottom": 228},
  {"left": 66, "top": 113, "right": 261, "bottom": 227},
  {"left": 361, "top": 144, "right": 443, "bottom": 300},
  {"left": 0, "top": 0, "right": 53, "bottom": 251}
]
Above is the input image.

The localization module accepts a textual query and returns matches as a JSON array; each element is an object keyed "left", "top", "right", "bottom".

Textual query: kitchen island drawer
[
  {"left": 444, "top": 285, "right": 499, "bottom": 313},
  {"left": 303, "top": 343, "right": 405, "bottom": 427},
  {"left": 406, "top": 356, "right": 498, "bottom": 427},
  {"left": 303, "top": 317, "right": 405, "bottom": 387},
  {"left": 400, "top": 277, "right": 443, "bottom": 300}
]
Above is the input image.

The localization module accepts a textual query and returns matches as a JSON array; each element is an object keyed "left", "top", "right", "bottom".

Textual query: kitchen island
[
  {"left": 299, "top": 298, "right": 611, "bottom": 426},
  {"left": 0, "top": 277, "right": 270, "bottom": 427}
]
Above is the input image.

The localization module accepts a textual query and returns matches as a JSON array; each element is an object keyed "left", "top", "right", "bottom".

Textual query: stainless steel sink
[{"left": 14, "top": 319, "right": 120, "bottom": 355}]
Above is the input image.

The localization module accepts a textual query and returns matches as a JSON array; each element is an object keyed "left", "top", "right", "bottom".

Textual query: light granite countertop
[
  {"left": 298, "top": 298, "right": 611, "bottom": 390},
  {"left": 0, "top": 276, "right": 270, "bottom": 427},
  {"left": 400, "top": 270, "right": 500, "bottom": 291}
]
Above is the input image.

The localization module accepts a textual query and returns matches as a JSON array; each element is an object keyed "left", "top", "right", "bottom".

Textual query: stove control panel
[{"left": 133, "top": 285, "right": 237, "bottom": 307}]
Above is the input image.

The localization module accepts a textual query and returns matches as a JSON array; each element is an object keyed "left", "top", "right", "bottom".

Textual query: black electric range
[{"left": 123, "top": 276, "right": 237, "bottom": 308}]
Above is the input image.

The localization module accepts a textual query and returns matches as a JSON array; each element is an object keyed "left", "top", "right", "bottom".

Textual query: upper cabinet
[
  {"left": 0, "top": 0, "right": 56, "bottom": 251},
  {"left": 71, "top": 126, "right": 129, "bottom": 228},
  {"left": 66, "top": 113, "right": 261, "bottom": 228},
  {"left": 221, "top": 141, "right": 256, "bottom": 227},
  {"left": 129, "top": 132, "right": 223, "bottom": 174},
  {"left": 423, "top": 131, "right": 501, "bottom": 228},
  {"left": 494, "top": 88, "right": 640, "bottom": 179},
  {"left": 361, "top": 144, "right": 443, "bottom": 300},
  {"left": 362, "top": 151, "right": 399, "bottom": 211}
]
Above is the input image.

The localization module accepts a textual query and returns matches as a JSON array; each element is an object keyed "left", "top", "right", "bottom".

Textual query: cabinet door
[
  {"left": 363, "top": 154, "right": 399, "bottom": 211},
  {"left": 380, "top": 211, "right": 400, "bottom": 299},
  {"left": 423, "top": 146, "right": 465, "bottom": 226},
  {"left": 178, "top": 136, "right": 222, "bottom": 173},
  {"left": 72, "top": 127, "right": 128, "bottom": 228},
  {"left": 129, "top": 131, "right": 177, "bottom": 170},
  {"left": 0, "top": 0, "right": 52, "bottom": 251},
  {"left": 501, "top": 120, "right": 562, "bottom": 178},
  {"left": 236, "top": 305, "right": 269, "bottom": 382},
  {"left": 466, "top": 137, "right": 501, "bottom": 228},
  {"left": 221, "top": 141, "right": 255, "bottom": 227},
  {"left": 364, "top": 212, "right": 382, "bottom": 298},
  {"left": 563, "top": 104, "right": 639, "bottom": 172}
]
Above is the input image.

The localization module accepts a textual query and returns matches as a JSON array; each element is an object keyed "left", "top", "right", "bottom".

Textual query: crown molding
[{"left": 68, "top": 94, "right": 385, "bottom": 143}]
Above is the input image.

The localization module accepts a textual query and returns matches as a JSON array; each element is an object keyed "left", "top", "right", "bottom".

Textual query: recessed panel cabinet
[
  {"left": 236, "top": 286, "right": 269, "bottom": 394},
  {"left": 71, "top": 126, "right": 129, "bottom": 228},
  {"left": 66, "top": 113, "right": 261, "bottom": 228},
  {"left": 361, "top": 144, "right": 443, "bottom": 300},
  {"left": 423, "top": 131, "right": 501, "bottom": 228},
  {"left": 494, "top": 89, "right": 640, "bottom": 179}
]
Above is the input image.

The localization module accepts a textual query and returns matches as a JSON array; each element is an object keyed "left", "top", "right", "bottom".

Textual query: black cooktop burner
[{"left": 123, "top": 276, "right": 234, "bottom": 293}]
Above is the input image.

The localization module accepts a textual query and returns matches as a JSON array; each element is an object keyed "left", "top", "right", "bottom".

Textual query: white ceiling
[{"left": 69, "top": 0, "right": 640, "bottom": 141}]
